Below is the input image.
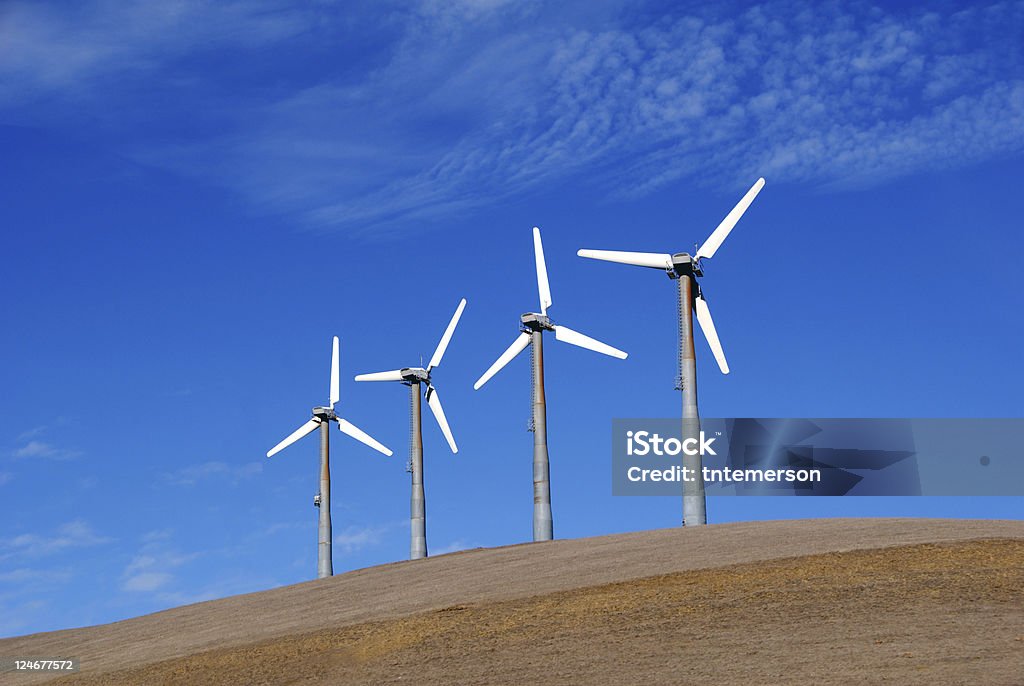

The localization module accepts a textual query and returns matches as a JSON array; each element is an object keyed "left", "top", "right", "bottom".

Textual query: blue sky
[{"left": 1, "top": 0, "right": 1022, "bottom": 637}]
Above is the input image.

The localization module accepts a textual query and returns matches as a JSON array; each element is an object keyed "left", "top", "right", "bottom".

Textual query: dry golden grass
[{"left": 47, "top": 539, "right": 1024, "bottom": 686}]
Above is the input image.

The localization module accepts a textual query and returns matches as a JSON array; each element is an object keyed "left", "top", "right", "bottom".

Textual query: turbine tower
[
  {"left": 266, "top": 336, "right": 393, "bottom": 579},
  {"left": 577, "top": 178, "right": 765, "bottom": 527},
  {"left": 475, "top": 227, "right": 628, "bottom": 542},
  {"left": 354, "top": 298, "right": 467, "bottom": 560}
]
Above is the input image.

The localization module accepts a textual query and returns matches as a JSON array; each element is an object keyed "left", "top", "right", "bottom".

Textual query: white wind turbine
[
  {"left": 475, "top": 227, "right": 627, "bottom": 542},
  {"left": 354, "top": 298, "right": 467, "bottom": 560},
  {"left": 578, "top": 177, "right": 766, "bottom": 527},
  {"left": 266, "top": 336, "right": 393, "bottom": 579}
]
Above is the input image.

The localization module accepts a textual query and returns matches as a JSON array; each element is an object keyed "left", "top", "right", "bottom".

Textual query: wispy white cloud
[
  {"left": 117, "top": 528, "right": 275, "bottom": 604},
  {"left": 78, "top": 475, "right": 99, "bottom": 490},
  {"left": 0, "top": 567, "right": 72, "bottom": 585},
  {"left": 3, "top": 1, "right": 1022, "bottom": 230},
  {"left": 16, "top": 426, "right": 47, "bottom": 441},
  {"left": 0, "top": 0, "right": 322, "bottom": 103},
  {"left": 259, "top": 521, "right": 303, "bottom": 538},
  {"left": 0, "top": 567, "right": 74, "bottom": 637},
  {"left": 125, "top": 551, "right": 199, "bottom": 575},
  {"left": 120, "top": 540, "right": 199, "bottom": 594},
  {"left": 122, "top": 571, "right": 174, "bottom": 593},
  {"left": 10, "top": 426, "right": 81, "bottom": 460},
  {"left": 333, "top": 522, "right": 401, "bottom": 554},
  {"left": 0, "top": 520, "right": 112, "bottom": 559},
  {"left": 0, "top": 599, "right": 51, "bottom": 638},
  {"left": 162, "top": 460, "right": 263, "bottom": 487},
  {"left": 141, "top": 528, "right": 174, "bottom": 543},
  {"left": 0, "top": 519, "right": 95, "bottom": 637},
  {"left": 159, "top": 1, "right": 1024, "bottom": 229},
  {"left": 12, "top": 439, "right": 80, "bottom": 460}
]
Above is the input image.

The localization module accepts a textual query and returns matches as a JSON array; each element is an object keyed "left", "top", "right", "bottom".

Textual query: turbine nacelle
[
  {"left": 399, "top": 368, "right": 431, "bottom": 384},
  {"left": 520, "top": 313, "right": 554, "bottom": 332},
  {"left": 311, "top": 406, "right": 337, "bottom": 421},
  {"left": 669, "top": 253, "right": 703, "bottom": 279}
]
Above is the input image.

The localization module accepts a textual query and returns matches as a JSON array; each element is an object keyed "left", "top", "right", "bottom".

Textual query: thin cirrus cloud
[
  {"left": 0, "top": 520, "right": 112, "bottom": 560},
  {"left": 161, "top": 460, "right": 263, "bottom": 487},
  {"left": 10, "top": 425, "right": 80, "bottom": 460},
  {"left": 0, "top": 0, "right": 318, "bottom": 99},
  {"left": 119, "top": 530, "right": 202, "bottom": 595},
  {"left": 147, "top": 1, "right": 1024, "bottom": 229},
  {"left": 11, "top": 439, "right": 80, "bottom": 460},
  {"left": 121, "top": 549, "right": 199, "bottom": 593},
  {"left": 333, "top": 522, "right": 402, "bottom": 554},
  {"left": 2, "top": 1, "right": 1023, "bottom": 230},
  {"left": 0, "top": 568, "right": 75, "bottom": 637},
  {"left": 0, "top": 567, "right": 72, "bottom": 585}
]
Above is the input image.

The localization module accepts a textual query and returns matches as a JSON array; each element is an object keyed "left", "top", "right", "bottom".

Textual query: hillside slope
[{"left": 2, "top": 518, "right": 1022, "bottom": 685}]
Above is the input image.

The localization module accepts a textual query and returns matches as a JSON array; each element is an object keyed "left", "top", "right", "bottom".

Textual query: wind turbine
[
  {"left": 354, "top": 298, "right": 467, "bottom": 560},
  {"left": 577, "top": 177, "right": 765, "bottom": 527},
  {"left": 266, "top": 336, "right": 393, "bottom": 579},
  {"left": 475, "top": 227, "right": 628, "bottom": 542}
]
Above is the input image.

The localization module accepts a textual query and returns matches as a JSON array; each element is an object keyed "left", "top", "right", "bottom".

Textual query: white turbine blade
[
  {"left": 577, "top": 249, "right": 673, "bottom": 270},
  {"left": 553, "top": 325, "right": 628, "bottom": 359},
  {"left": 329, "top": 336, "right": 340, "bottom": 408},
  {"left": 354, "top": 370, "right": 405, "bottom": 382},
  {"left": 473, "top": 332, "right": 531, "bottom": 390},
  {"left": 533, "top": 227, "right": 552, "bottom": 315},
  {"left": 694, "top": 296, "right": 729, "bottom": 374},
  {"left": 266, "top": 418, "right": 321, "bottom": 458},
  {"left": 336, "top": 417, "right": 393, "bottom": 456},
  {"left": 428, "top": 298, "right": 467, "bottom": 370},
  {"left": 426, "top": 386, "right": 458, "bottom": 453},
  {"left": 696, "top": 177, "right": 765, "bottom": 260}
]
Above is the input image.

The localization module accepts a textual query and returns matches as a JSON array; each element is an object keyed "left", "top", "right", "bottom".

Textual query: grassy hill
[{"left": 2, "top": 518, "right": 1022, "bottom": 685}]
